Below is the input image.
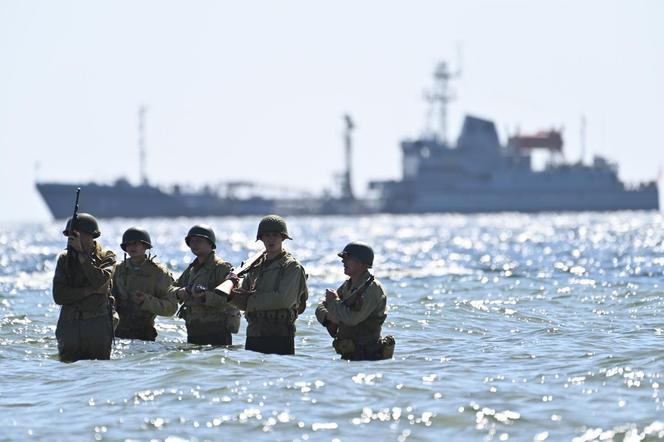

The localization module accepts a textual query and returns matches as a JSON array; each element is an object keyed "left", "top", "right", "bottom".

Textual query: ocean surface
[{"left": 1, "top": 213, "right": 663, "bottom": 441}]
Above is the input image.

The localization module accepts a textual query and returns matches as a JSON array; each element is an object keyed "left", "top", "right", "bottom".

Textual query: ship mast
[
  {"left": 341, "top": 114, "right": 355, "bottom": 200},
  {"left": 138, "top": 105, "right": 148, "bottom": 185},
  {"left": 426, "top": 61, "right": 460, "bottom": 145},
  {"left": 580, "top": 114, "right": 586, "bottom": 165}
]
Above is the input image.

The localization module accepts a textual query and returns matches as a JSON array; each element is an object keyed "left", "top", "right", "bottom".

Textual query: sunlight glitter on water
[{"left": 1, "top": 212, "right": 664, "bottom": 440}]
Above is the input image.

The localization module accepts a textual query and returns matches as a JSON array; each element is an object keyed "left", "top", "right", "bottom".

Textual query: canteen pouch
[
  {"left": 333, "top": 338, "right": 356, "bottom": 355},
  {"left": 380, "top": 335, "right": 395, "bottom": 359},
  {"left": 226, "top": 310, "right": 241, "bottom": 334}
]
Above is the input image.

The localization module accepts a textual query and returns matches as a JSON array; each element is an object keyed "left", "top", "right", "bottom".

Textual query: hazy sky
[{"left": 1, "top": 0, "right": 662, "bottom": 221}]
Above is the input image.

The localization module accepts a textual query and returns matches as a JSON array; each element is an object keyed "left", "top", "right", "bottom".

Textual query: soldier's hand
[
  {"left": 176, "top": 287, "right": 190, "bottom": 302},
  {"left": 225, "top": 272, "right": 240, "bottom": 288},
  {"left": 325, "top": 288, "right": 339, "bottom": 303},
  {"left": 325, "top": 322, "right": 339, "bottom": 338},
  {"left": 132, "top": 291, "right": 146, "bottom": 304},
  {"left": 67, "top": 231, "right": 84, "bottom": 253}
]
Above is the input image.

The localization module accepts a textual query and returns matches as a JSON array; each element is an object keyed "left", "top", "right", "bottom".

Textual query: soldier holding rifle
[
  {"left": 52, "top": 189, "right": 117, "bottom": 361},
  {"left": 230, "top": 215, "right": 308, "bottom": 355},
  {"left": 169, "top": 224, "right": 240, "bottom": 346},
  {"left": 316, "top": 242, "right": 395, "bottom": 361}
]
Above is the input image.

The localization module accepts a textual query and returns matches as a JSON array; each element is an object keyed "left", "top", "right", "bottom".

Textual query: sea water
[{"left": 1, "top": 213, "right": 663, "bottom": 441}]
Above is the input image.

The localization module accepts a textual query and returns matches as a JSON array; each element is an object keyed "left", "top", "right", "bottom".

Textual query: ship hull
[
  {"left": 382, "top": 187, "right": 660, "bottom": 213},
  {"left": 36, "top": 183, "right": 276, "bottom": 219}
]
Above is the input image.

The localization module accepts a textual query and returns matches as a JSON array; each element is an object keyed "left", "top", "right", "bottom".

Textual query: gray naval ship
[
  {"left": 36, "top": 110, "right": 371, "bottom": 219},
  {"left": 369, "top": 62, "right": 659, "bottom": 213},
  {"left": 36, "top": 62, "right": 659, "bottom": 218}
]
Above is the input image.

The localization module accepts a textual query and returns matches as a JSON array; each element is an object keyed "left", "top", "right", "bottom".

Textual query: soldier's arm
[
  {"left": 201, "top": 263, "right": 234, "bottom": 308},
  {"left": 111, "top": 269, "right": 128, "bottom": 313},
  {"left": 78, "top": 250, "right": 115, "bottom": 292},
  {"left": 246, "top": 262, "right": 304, "bottom": 311},
  {"left": 326, "top": 285, "right": 382, "bottom": 327},
  {"left": 167, "top": 267, "right": 190, "bottom": 301},
  {"left": 52, "top": 254, "right": 90, "bottom": 305},
  {"left": 315, "top": 301, "right": 329, "bottom": 325},
  {"left": 141, "top": 269, "right": 178, "bottom": 316},
  {"left": 318, "top": 282, "right": 345, "bottom": 324}
]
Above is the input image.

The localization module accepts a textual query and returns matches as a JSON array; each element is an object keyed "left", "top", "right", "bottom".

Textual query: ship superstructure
[{"left": 369, "top": 62, "right": 659, "bottom": 212}]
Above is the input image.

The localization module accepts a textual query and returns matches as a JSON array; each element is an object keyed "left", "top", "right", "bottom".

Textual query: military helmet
[
  {"left": 121, "top": 227, "right": 152, "bottom": 251},
  {"left": 256, "top": 214, "right": 292, "bottom": 240},
  {"left": 62, "top": 213, "right": 101, "bottom": 238},
  {"left": 185, "top": 224, "right": 216, "bottom": 249},
  {"left": 338, "top": 241, "right": 374, "bottom": 267}
]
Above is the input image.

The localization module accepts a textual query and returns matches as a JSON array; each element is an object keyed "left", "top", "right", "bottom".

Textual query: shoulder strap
[{"left": 272, "top": 253, "right": 290, "bottom": 291}]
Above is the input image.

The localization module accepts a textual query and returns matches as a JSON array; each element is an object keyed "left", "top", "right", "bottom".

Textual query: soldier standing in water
[
  {"left": 169, "top": 225, "right": 241, "bottom": 345},
  {"left": 231, "top": 215, "right": 308, "bottom": 355},
  {"left": 316, "top": 242, "right": 395, "bottom": 361},
  {"left": 113, "top": 227, "right": 177, "bottom": 341},
  {"left": 53, "top": 213, "right": 116, "bottom": 362}
]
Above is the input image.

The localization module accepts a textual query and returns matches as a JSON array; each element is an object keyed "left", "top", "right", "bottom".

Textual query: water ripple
[{"left": 1, "top": 212, "right": 663, "bottom": 440}]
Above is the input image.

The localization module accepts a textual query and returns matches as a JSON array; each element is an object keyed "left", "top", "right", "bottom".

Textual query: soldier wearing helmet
[
  {"left": 231, "top": 215, "right": 308, "bottom": 355},
  {"left": 315, "top": 242, "right": 395, "bottom": 361},
  {"left": 168, "top": 224, "right": 241, "bottom": 345},
  {"left": 112, "top": 227, "right": 177, "bottom": 341},
  {"left": 52, "top": 212, "right": 116, "bottom": 362}
]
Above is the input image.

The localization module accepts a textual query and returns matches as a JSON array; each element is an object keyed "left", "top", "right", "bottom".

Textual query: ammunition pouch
[
  {"left": 245, "top": 309, "right": 296, "bottom": 338},
  {"left": 333, "top": 338, "right": 356, "bottom": 355},
  {"left": 246, "top": 309, "right": 297, "bottom": 324},
  {"left": 380, "top": 335, "right": 395, "bottom": 359},
  {"left": 333, "top": 335, "right": 395, "bottom": 360},
  {"left": 226, "top": 309, "right": 241, "bottom": 334}
]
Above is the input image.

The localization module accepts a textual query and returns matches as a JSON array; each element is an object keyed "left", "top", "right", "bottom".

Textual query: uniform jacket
[
  {"left": 113, "top": 257, "right": 176, "bottom": 332},
  {"left": 316, "top": 271, "right": 387, "bottom": 344},
  {"left": 53, "top": 243, "right": 116, "bottom": 321},
  {"left": 169, "top": 252, "right": 238, "bottom": 330},
  {"left": 239, "top": 250, "right": 308, "bottom": 314}
]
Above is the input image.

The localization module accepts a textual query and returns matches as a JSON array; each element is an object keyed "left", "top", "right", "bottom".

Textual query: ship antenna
[
  {"left": 138, "top": 105, "right": 148, "bottom": 185},
  {"left": 342, "top": 114, "right": 355, "bottom": 200},
  {"left": 580, "top": 114, "right": 586, "bottom": 165},
  {"left": 426, "top": 61, "right": 460, "bottom": 145}
]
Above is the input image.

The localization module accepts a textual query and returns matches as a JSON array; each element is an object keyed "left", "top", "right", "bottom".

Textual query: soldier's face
[
  {"left": 342, "top": 256, "right": 367, "bottom": 278},
  {"left": 188, "top": 236, "right": 213, "bottom": 257},
  {"left": 124, "top": 241, "right": 148, "bottom": 260},
  {"left": 260, "top": 232, "right": 284, "bottom": 255}
]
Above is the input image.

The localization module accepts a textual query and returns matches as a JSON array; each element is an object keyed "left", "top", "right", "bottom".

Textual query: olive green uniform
[
  {"left": 52, "top": 243, "right": 116, "bottom": 362},
  {"left": 169, "top": 252, "right": 240, "bottom": 345},
  {"left": 235, "top": 250, "right": 308, "bottom": 355},
  {"left": 113, "top": 258, "right": 176, "bottom": 341},
  {"left": 316, "top": 271, "right": 393, "bottom": 361}
]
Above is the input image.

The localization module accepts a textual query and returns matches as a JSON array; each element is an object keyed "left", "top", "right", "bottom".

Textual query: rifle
[
  {"left": 176, "top": 249, "right": 266, "bottom": 305},
  {"left": 66, "top": 188, "right": 81, "bottom": 254},
  {"left": 213, "top": 249, "right": 266, "bottom": 298}
]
